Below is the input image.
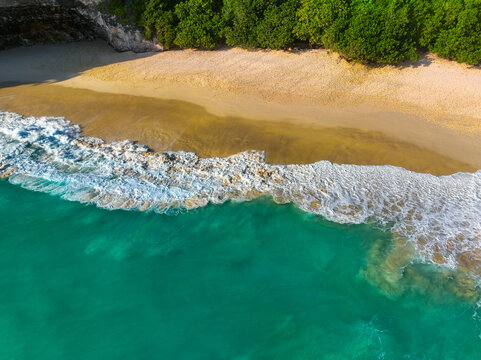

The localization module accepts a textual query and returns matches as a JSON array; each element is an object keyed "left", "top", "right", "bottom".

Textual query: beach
[
  {"left": 1, "top": 40, "right": 480, "bottom": 174},
  {"left": 2, "top": 39, "right": 481, "bottom": 360}
]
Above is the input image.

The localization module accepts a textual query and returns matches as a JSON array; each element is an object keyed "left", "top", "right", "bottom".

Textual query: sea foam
[{"left": 1, "top": 111, "right": 480, "bottom": 272}]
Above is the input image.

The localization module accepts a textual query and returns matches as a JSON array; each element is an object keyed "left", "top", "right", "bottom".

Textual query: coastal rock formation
[
  {"left": 0, "top": 0, "right": 161, "bottom": 52},
  {"left": 75, "top": 0, "right": 162, "bottom": 52}
]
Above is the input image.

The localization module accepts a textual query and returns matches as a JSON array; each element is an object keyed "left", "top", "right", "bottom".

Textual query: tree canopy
[{"left": 99, "top": 0, "right": 481, "bottom": 64}]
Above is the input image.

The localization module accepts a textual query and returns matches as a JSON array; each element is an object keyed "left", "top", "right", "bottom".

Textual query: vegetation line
[{"left": 99, "top": 0, "right": 481, "bottom": 65}]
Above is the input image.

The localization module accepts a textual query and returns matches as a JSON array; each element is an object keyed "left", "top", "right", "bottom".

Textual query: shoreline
[
  {"left": 0, "top": 40, "right": 480, "bottom": 172},
  {"left": 0, "top": 83, "right": 475, "bottom": 175},
  {"left": 1, "top": 110, "right": 481, "bottom": 274}
]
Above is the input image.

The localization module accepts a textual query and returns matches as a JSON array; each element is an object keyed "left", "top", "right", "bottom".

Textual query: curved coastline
[
  {"left": 1, "top": 20, "right": 481, "bottom": 358},
  {"left": 1, "top": 41, "right": 481, "bottom": 170},
  {"left": 0, "top": 83, "right": 475, "bottom": 176},
  {"left": 1, "top": 40, "right": 481, "bottom": 284},
  {"left": 1, "top": 111, "right": 480, "bottom": 278}
]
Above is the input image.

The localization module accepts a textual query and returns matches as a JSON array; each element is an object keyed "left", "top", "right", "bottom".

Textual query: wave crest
[{"left": 1, "top": 111, "right": 480, "bottom": 273}]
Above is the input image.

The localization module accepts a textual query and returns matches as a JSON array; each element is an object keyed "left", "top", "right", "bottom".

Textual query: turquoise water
[{"left": 1, "top": 180, "right": 481, "bottom": 359}]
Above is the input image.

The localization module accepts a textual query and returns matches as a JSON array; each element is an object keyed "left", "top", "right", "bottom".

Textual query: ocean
[{"left": 1, "top": 111, "right": 481, "bottom": 359}]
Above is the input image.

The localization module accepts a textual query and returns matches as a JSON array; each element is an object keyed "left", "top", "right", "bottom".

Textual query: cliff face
[{"left": 0, "top": 0, "right": 162, "bottom": 52}]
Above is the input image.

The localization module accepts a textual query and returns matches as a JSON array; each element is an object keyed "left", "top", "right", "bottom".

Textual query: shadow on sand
[{"left": 0, "top": 39, "right": 155, "bottom": 88}]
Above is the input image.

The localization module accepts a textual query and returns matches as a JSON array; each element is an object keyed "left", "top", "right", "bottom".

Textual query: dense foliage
[{"left": 99, "top": 0, "right": 481, "bottom": 64}]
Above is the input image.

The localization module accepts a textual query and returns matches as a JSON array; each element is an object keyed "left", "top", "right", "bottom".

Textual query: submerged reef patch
[{"left": 0, "top": 111, "right": 480, "bottom": 275}]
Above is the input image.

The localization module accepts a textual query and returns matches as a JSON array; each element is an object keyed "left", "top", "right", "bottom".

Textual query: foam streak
[{"left": 1, "top": 111, "right": 480, "bottom": 272}]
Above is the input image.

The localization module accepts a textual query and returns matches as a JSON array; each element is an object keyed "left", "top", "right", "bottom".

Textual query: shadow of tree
[{"left": 397, "top": 53, "right": 434, "bottom": 69}]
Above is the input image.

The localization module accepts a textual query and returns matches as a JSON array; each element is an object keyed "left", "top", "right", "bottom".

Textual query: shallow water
[
  {"left": 1, "top": 181, "right": 481, "bottom": 359},
  {"left": 1, "top": 109, "right": 481, "bottom": 358},
  {"left": 1, "top": 111, "right": 480, "bottom": 272},
  {"left": 2, "top": 40, "right": 481, "bottom": 358},
  {"left": 0, "top": 83, "right": 474, "bottom": 175}
]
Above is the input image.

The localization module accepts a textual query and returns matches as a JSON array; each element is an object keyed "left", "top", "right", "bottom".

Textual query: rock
[
  {"left": 0, "top": 0, "right": 162, "bottom": 52},
  {"left": 75, "top": 0, "right": 162, "bottom": 52}
]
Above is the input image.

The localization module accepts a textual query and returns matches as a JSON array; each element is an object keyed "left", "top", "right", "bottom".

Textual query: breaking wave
[{"left": 1, "top": 111, "right": 481, "bottom": 273}]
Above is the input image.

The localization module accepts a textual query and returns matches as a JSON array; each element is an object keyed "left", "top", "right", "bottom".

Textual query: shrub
[
  {"left": 222, "top": 0, "right": 276, "bottom": 47},
  {"left": 98, "top": 0, "right": 130, "bottom": 21},
  {"left": 99, "top": 0, "right": 481, "bottom": 65},
  {"left": 143, "top": 0, "right": 177, "bottom": 48},
  {"left": 174, "top": 0, "right": 224, "bottom": 48},
  {"left": 338, "top": 0, "right": 419, "bottom": 63},
  {"left": 294, "top": 0, "right": 350, "bottom": 46},
  {"left": 255, "top": 0, "right": 299, "bottom": 48},
  {"left": 423, "top": 0, "right": 481, "bottom": 64}
]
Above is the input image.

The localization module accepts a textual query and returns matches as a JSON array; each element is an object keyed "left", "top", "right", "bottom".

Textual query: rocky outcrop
[
  {"left": 0, "top": 0, "right": 162, "bottom": 52},
  {"left": 75, "top": 0, "right": 162, "bottom": 52}
]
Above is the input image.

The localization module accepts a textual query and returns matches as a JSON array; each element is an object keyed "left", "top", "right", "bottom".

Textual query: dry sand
[{"left": 0, "top": 40, "right": 480, "bottom": 173}]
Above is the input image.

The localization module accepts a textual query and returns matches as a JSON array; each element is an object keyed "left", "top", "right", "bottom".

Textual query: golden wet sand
[
  {"left": 1, "top": 42, "right": 480, "bottom": 289},
  {"left": 0, "top": 83, "right": 474, "bottom": 175},
  {"left": 1, "top": 41, "right": 481, "bottom": 171}
]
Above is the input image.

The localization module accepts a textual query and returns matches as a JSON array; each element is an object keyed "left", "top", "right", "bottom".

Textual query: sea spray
[{"left": 1, "top": 111, "right": 480, "bottom": 274}]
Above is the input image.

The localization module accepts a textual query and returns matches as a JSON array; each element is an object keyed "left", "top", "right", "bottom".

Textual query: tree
[
  {"left": 143, "top": 0, "right": 177, "bottom": 48},
  {"left": 424, "top": 0, "right": 481, "bottom": 64},
  {"left": 98, "top": 0, "right": 481, "bottom": 65},
  {"left": 222, "top": 0, "right": 276, "bottom": 47},
  {"left": 174, "top": 0, "right": 223, "bottom": 49},
  {"left": 295, "top": 0, "right": 350, "bottom": 47},
  {"left": 339, "top": 0, "right": 418, "bottom": 63},
  {"left": 255, "top": 0, "right": 299, "bottom": 49}
]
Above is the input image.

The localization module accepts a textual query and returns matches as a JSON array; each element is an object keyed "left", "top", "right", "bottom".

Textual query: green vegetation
[{"left": 98, "top": 0, "right": 481, "bottom": 64}]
